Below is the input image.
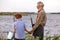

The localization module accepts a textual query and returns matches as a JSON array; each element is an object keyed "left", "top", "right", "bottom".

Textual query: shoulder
[
  {"left": 40, "top": 10, "right": 46, "bottom": 15},
  {"left": 40, "top": 10, "right": 45, "bottom": 13},
  {"left": 21, "top": 20, "right": 25, "bottom": 24},
  {"left": 14, "top": 21, "right": 17, "bottom": 25}
]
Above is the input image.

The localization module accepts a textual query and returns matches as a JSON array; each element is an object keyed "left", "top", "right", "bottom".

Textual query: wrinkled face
[{"left": 37, "top": 3, "right": 42, "bottom": 9}]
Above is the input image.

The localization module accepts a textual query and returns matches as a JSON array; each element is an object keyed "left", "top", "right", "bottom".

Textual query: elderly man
[{"left": 30, "top": 1, "right": 47, "bottom": 40}]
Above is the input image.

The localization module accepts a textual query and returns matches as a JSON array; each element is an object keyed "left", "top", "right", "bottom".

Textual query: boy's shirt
[{"left": 14, "top": 19, "right": 26, "bottom": 39}]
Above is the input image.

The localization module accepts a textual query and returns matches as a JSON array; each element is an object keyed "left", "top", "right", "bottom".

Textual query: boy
[{"left": 14, "top": 13, "right": 30, "bottom": 40}]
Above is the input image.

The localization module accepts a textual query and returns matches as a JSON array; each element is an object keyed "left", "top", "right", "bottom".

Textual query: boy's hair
[{"left": 14, "top": 13, "right": 22, "bottom": 19}]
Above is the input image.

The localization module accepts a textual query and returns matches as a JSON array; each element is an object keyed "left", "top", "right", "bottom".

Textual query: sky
[{"left": 0, "top": 0, "right": 60, "bottom": 13}]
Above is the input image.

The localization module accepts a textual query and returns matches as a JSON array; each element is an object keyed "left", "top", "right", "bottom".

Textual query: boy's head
[{"left": 14, "top": 13, "right": 22, "bottom": 19}]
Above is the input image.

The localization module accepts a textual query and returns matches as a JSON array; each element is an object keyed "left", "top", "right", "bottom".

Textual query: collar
[
  {"left": 38, "top": 8, "right": 43, "bottom": 13},
  {"left": 16, "top": 18, "right": 22, "bottom": 21}
]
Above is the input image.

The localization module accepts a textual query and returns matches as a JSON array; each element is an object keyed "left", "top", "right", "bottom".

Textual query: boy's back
[{"left": 14, "top": 19, "right": 26, "bottom": 39}]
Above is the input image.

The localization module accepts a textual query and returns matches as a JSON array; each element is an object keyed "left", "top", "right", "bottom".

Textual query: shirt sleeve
[{"left": 14, "top": 22, "right": 16, "bottom": 29}]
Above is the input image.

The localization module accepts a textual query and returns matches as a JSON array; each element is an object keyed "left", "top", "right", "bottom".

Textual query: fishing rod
[{"left": 30, "top": 17, "right": 34, "bottom": 27}]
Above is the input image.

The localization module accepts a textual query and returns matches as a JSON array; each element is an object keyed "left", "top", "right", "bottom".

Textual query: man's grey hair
[{"left": 37, "top": 1, "right": 44, "bottom": 7}]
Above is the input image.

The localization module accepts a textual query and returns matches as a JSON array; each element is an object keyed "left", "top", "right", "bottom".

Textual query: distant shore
[{"left": 0, "top": 12, "right": 60, "bottom": 16}]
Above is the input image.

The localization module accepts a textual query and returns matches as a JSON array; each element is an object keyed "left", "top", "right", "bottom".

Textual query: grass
[
  {"left": 26, "top": 34, "right": 60, "bottom": 40},
  {"left": 0, "top": 34, "right": 60, "bottom": 40}
]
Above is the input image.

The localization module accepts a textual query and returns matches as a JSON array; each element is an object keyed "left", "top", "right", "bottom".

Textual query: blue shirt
[{"left": 14, "top": 19, "right": 26, "bottom": 39}]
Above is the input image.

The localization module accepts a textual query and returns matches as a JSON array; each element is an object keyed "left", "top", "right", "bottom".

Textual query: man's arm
[
  {"left": 32, "top": 12, "right": 43, "bottom": 32},
  {"left": 35, "top": 15, "right": 38, "bottom": 23}
]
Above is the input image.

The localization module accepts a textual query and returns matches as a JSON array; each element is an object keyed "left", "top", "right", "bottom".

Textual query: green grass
[
  {"left": 25, "top": 34, "right": 60, "bottom": 40},
  {"left": 0, "top": 34, "right": 60, "bottom": 40}
]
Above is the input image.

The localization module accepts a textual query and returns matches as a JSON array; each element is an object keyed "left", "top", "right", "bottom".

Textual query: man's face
[{"left": 37, "top": 3, "right": 42, "bottom": 9}]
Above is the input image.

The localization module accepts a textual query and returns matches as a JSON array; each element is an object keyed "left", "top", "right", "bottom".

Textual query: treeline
[
  {"left": 0, "top": 12, "right": 36, "bottom": 16},
  {"left": 50, "top": 12, "right": 60, "bottom": 14},
  {"left": 0, "top": 12, "right": 13, "bottom": 15}
]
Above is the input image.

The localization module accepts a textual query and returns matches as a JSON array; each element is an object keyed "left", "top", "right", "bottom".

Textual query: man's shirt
[{"left": 33, "top": 9, "right": 47, "bottom": 31}]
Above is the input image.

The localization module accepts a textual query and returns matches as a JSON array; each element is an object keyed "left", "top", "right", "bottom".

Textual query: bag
[{"left": 7, "top": 32, "right": 14, "bottom": 39}]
